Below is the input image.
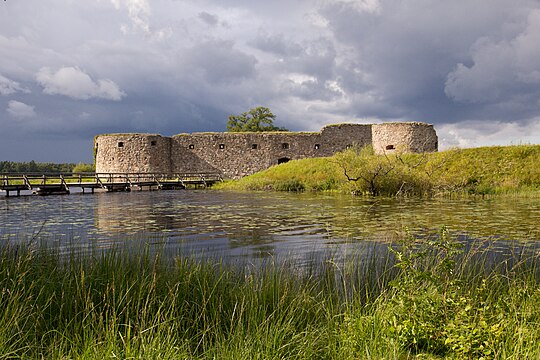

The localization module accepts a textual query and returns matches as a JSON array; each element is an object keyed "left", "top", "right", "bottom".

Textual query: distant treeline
[{"left": 0, "top": 161, "right": 94, "bottom": 173}]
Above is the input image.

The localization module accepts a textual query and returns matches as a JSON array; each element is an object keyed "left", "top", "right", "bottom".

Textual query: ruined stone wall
[
  {"left": 94, "top": 134, "right": 171, "bottom": 173},
  {"left": 172, "top": 132, "right": 322, "bottom": 178},
  {"left": 319, "top": 123, "right": 372, "bottom": 150},
  {"left": 371, "top": 122, "right": 438, "bottom": 154},
  {"left": 94, "top": 123, "right": 437, "bottom": 178},
  {"left": 171, "top": 123, "right": 372, "bottom": 178}
]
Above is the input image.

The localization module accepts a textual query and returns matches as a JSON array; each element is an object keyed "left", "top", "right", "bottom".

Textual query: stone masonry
[{"left": 94, "top": 122, "right": 438, "bottom": 179}]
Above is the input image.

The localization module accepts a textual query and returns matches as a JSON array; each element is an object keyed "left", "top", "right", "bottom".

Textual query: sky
[{"left": 1, "top": 0, "right": 540, "bottom": 163}]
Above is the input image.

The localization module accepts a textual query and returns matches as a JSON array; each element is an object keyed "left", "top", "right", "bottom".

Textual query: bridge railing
[
  {"left": 93, "top": 172, "right": 223, "bottom": 183},
  {"left": 1, "top": 172, "right": 223, "bottom": 187}
]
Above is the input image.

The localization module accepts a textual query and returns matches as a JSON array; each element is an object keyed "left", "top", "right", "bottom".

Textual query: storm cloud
[{"left": 0, "top": 0, "right": 539, "bottom": 162}]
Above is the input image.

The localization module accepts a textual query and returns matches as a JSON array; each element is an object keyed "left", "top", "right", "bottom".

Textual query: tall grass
[
  {"left": 0, "top": 232, "right": 539, "bottom": 359},
  {"left": 216, "top": 144, "right": 540, "bottom": 196}
]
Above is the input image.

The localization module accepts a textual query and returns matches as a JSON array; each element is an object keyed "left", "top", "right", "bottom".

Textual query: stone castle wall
[
  {"left": 94, "top": 134, "right": 171, "bottom": 174},
  {"left": 94, "top": 122, "right": 437, "bottom": 178},
  {"left": 372, "top": 123, "right": 438, "bottom": 153}
]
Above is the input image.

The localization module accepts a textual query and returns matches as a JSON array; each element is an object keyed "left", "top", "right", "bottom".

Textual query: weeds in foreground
[{"left": 0, "top": 231, "right": 539, "bottom": 359}]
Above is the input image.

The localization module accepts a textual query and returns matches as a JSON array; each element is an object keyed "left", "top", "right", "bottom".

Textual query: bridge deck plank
[{"left": 1, "top": 172, "right": 222, "bottom": 196}]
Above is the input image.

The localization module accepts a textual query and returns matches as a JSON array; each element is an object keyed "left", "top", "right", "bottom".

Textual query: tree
[
  {"left": 72, "top": 162, "right": 95, "bottom": 173},
  {"left": 226, "top": 106, "right": 289, "bottom": 132}
]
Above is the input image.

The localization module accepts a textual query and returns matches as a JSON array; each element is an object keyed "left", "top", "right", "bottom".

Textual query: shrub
[{"left": 333, "top": 145, "right": 434, "bottom": 196}]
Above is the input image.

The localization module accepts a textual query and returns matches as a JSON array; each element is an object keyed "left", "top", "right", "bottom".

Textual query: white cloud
[
  {"left": 7, "top": 100, "right": 36, "bottom": 118},
  {"left": 350, "top": 0, "right": 382, "bottom": 14},
  {"left": 445, "top": 9, "right": 540, "bottom": 104},
  {"left": 36, "top": 67, "right": 126, "bottom": 101},
  {"left": 438, "top": 119, "right": 540, "bottom": 149},
  {"left": 0, "top": 74, "right": 30, "bottom": 95},
  {"left": 110, "top": 0, "right": 171, "bottom": 40}
]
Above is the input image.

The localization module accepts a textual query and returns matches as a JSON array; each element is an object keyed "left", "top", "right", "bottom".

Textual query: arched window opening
[
  {"left": 251, "top": 144, "right": 258, "bottom": 149},
  {"left": 118, "top": 142, "right": 124, "bottom": 148},
  {"left": 314, "top": 144, "right": 320, "bottom": 150},
  {"left": 188, "top": 144, "right": 195, "bottom": 149},
  {"left": 278, "top": 157, "right": 290, "bottom": 165},
  {"left": 151, "top": 140, "right": 157, "bottom": 146},
  {"left": 281, "top": 143, "right": 289, "bottom": 150},
  {"left": 219, "top": 144, "right": 225, "bottom": 149}
]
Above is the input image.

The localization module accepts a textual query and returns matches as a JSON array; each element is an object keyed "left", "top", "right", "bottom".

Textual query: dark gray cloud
[
  {"left": 250, "top": 32, "right": 303, "bottom": 57},
  {"left": 0, "top": 0, "right": 539, "bottom": 162},
  {"left": 198, "top": 11, "right": 219, "bottom": 26},
  {"left": 181, "top": 40, "right": 258, "bottom": 84}
]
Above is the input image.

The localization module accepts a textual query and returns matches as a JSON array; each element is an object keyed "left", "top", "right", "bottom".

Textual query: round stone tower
[
  {"left": 94, "top": 134, "right": 171, "bottom": 174},
  {"left": 371, "top": 122, "right": 438, "bottom": 154}
]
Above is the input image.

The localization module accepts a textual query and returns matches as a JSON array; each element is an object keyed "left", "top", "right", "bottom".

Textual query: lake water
[{"left": 1, "top": 190, "right": 539, "bottom": 263}]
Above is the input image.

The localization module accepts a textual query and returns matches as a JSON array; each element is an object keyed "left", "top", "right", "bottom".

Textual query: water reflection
[{"left": 1, "top": 190, "right": 539, "bottom": 261}]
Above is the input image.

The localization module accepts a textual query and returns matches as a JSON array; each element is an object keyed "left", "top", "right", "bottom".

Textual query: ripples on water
[{"left": 0, "top": 190, "right": 539, "bottom": 263}]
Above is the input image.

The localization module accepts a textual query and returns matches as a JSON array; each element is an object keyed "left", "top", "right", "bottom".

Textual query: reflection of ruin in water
[
  {"left": 92, "top": 190, "right": 540, "bottom": 259},
  {"left": 95, "top": 191, "right": 177, "bottom": 234},
  {"left": 3, "top": 190, "right": 537, "bottom": 262}
]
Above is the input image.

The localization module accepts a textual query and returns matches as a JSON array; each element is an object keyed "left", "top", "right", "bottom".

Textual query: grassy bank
[
  {"left": 215, "top": 144, "right": 540, "bottom": 196},
  {"left": 1, "top": 230, "right": 539, "bottom": 359}
]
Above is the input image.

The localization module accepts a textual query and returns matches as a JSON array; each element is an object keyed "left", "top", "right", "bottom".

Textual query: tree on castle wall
[{"left": 226, "top": 106, "right": 289, "bottom": 132}]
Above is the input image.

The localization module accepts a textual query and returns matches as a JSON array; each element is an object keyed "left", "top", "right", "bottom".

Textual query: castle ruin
[{"left": 94, "top": 122, "right": 438, "bottom": 179}]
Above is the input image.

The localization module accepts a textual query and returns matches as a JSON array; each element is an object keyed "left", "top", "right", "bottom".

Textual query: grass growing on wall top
[{"left": 215, "top": 144, "right": 540, "bottom": 196}]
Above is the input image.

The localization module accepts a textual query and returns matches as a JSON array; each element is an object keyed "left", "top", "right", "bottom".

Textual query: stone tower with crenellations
[{"left": 94, "top": 122, "right": 438, "bottom": 179}]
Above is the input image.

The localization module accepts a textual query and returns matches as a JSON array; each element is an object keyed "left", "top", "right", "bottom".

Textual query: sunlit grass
[{"left": 216, "top": 144, "right": 540, "bottom": 197}]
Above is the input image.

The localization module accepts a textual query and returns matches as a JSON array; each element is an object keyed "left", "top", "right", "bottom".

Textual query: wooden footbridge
[{"left": 0, "top": 172, "right": 223, "bottom": 197}]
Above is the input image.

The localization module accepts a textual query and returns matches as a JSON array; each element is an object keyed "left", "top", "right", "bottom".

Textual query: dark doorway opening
[{"left": 278, "top": 157, "right": 290, "bottom": 164}]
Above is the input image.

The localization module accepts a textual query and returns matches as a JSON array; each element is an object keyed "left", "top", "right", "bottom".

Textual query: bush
[{"left": 333, "top": 145, "right": 433, "bottom": 196}]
